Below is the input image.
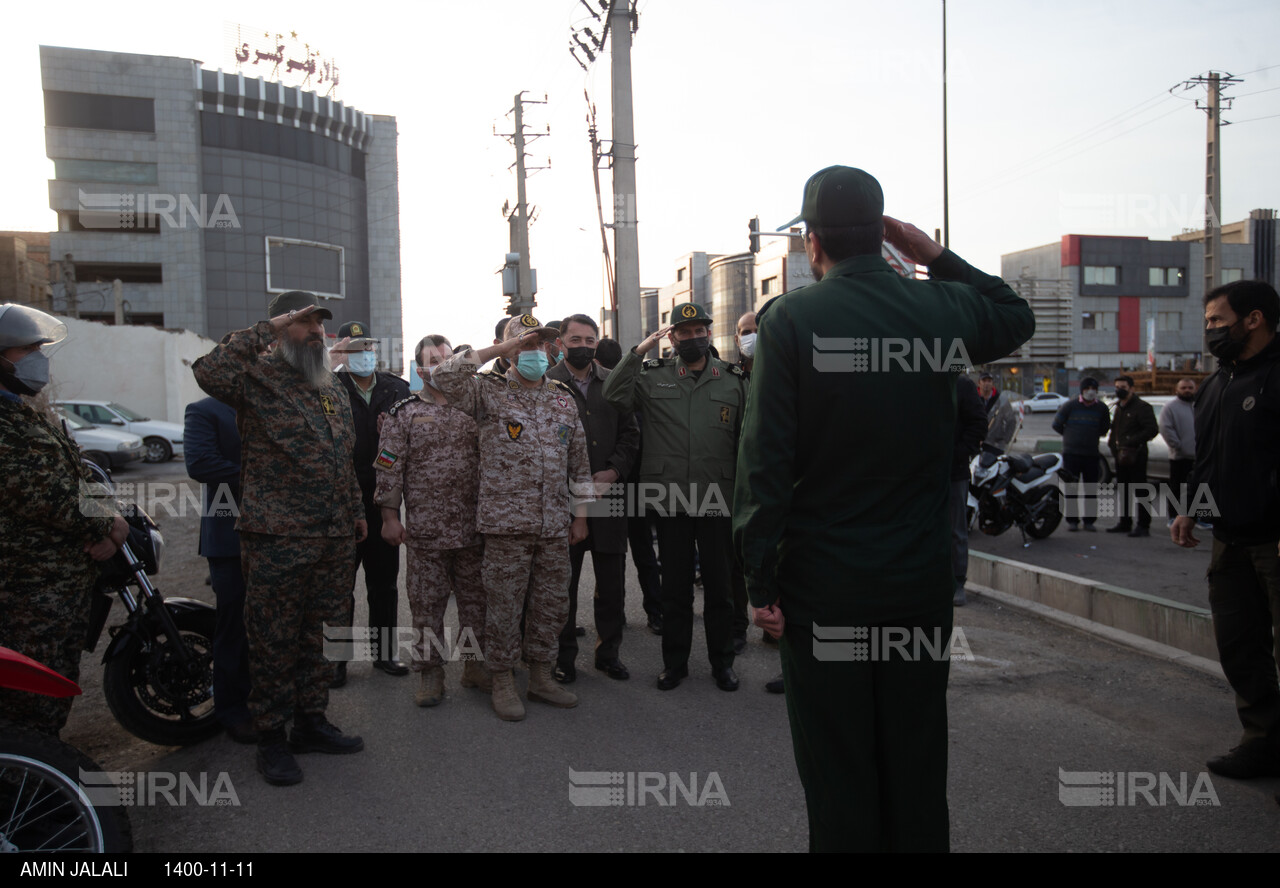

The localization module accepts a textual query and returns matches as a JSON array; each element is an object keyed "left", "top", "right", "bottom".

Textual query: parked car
[
  {"left": 56, "top": 408, "right": 147, "bottom": 470},
  {"left": 1019, "top": 392, "right": 1071, "bottom": 414},
  {"left": 55, "top": 400, "right": 184, "bottom": 463},
  {"left": 1024, "top": 394, "right": 1173, "bottom": 482}
]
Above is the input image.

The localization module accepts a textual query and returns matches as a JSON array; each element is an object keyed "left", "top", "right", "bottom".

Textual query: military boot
[
  {"left": 415, "top": 666, "right": 446, "bottom": 707},
  {"left": 490, "top": 670, "right": 525, "bottom": 721},
  {"left": 288, "top": 713, "right": 364, "bottom": 754},
  {"left": 460, "top": 659, "right": 492, "bottom": 693},
  {"left": 527, "top": 661, "right": 579, "bottom": 709},
  {"left": 257, "top": 728, "right": 303, "bottom": 786}
]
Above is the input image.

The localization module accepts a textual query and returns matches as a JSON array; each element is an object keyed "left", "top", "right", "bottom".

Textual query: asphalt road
[{"left": 51, "top": 460, "right": 1279, "bottom": 853}]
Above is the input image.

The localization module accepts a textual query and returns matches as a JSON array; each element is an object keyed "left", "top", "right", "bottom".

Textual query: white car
[
  {"left": 55, "top": 400, "right": 185, "bottom": 463},
  {"left": 1021, "top": 392, "right": 1071, "bottom": 413},
  {"left": 56, "top": 408, "right": 147, "bottom": 470}
]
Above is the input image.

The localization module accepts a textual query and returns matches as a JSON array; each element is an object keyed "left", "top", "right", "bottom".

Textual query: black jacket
[
  {"left": 952, "top": 375, "right": 986, "bottom": 481},
  {"left": 1107, "top": 395, "right": 1158, "bottom": 452},
  {"left": 336, "top": 370, "right": 411, "bottom": 505},
  {"left": 1187, "top": 335, "right": 1280, "bottom": 544},
  {"left": 1053, "top": 397, "right": 1111, "bottom": 457}
]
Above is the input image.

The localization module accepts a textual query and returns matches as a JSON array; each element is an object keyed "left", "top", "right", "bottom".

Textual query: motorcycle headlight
[{"left": 148, "top": 528, "right": 165, "bottom": 575}]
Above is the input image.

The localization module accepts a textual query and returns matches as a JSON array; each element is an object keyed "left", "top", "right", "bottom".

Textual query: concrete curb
[{"left": 967, "top": 550, "right": 1220, "bottom": 666}]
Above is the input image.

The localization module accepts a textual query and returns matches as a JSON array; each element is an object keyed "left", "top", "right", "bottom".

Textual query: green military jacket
[
  {"left": 733, "top": 250, "right": 1035, "bottom": 626},
  {"left": 602, "top": 348, "right": 746, "bottom": 517}
]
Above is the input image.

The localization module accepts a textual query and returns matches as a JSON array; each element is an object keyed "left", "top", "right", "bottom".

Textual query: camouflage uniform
[
  {"left": 192, "top": 321, "right": 362, "bottom": 733},
  {"left": 0, "top": 397, "right": 118, "bottom": 734},
  {"left": 431, "top": 349, "right": 593, "bottom": 672},
  {"left": 373, "top": 392, "right": 486, "bottom": 669}
]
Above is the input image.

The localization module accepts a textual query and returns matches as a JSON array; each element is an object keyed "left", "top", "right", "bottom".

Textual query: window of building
[
  {"left": 198, "top": 112, "right": 367, "bottom": 180},
  {"left": 58, "top": 211, "right": 160, "bottom": 234},
  {"left": 266, "top": 237, "right": 344, "bottom": 299},
  {"left": 1221, "top": 268, "right": 1244, "bottom": 284},
  {"left": 73, "top": 262, "right": 163, "bottom": 284},
  {"left": 661, "top": 311, "right": 670, "bottom": 325},
  {"left": 676, "top": 268, "right": 685, "bottom": 282},
  {"left": 1083, "top": 266, "right": 1118, "bottom": 285},
  {"left": 1148, "top": 267, "right": 1184, "bottom": 287},
  {"left": 44, "top": 90, "right": 155, "bottom": 133},
  {"left": 1156, "top": 311, "right": 1182, "bottom": 331},
  {"left": 53, "top": 159, "right": 158, "bottom": 185},
  {"left": 1081, "top": 311, "right": 1117, "bottom": 331},
  {"left": 762, "top": 276, "right": 778, "bottom": 295}
]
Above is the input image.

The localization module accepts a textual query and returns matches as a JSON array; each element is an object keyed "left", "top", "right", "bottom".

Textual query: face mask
[
  {"left": 739, "top": 333, "right": 757, "bottom": 359},
  {"left": 346, "top": 350, "right": 377, "bottom": 377},
  {"left": 675, "top": 335, "right": 710, "bottom": 364},
  {"left": 1, "top": 350, "right": 50, "bottom": 395},
  {"left": 1206, "top": 322, "right": 1247, "bottom": 363},
  {"left": 1081, "top": 389, "right": 1097, "bottom": 402},
  {"left": 1115, "top": 388, "right": 1131, "bottom": 400},
  {"left": 565, "top": 347, "right": 595, "bottom": 370},
  {"left": 516, "top": 350, "right": 548, "bottom": 381}
]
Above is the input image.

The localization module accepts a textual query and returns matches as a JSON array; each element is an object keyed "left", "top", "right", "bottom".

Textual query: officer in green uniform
[
  {"left": 603, "top": 303, "right": 747, "bottom": 692},
  {"left": 733, "top": 166, "right": 1034, "bottom": 851}
]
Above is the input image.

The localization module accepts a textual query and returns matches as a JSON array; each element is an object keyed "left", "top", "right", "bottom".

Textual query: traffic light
[{"left": 749, "top": 216, "right": 760, "bottom": 254}]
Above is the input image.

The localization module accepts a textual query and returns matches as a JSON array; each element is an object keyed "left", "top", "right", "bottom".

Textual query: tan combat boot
[
  {"left": 490, "top": 670, "right": 525, "bottom": 721},
  {"left": 414, "top": 666, "right": 445, "bottom": 707},
  {"left": 527, "top": 661, "right": 579, "bottom": 709},
  {"left": 460, "top": 659, "right": 492, "bottom": 693}
]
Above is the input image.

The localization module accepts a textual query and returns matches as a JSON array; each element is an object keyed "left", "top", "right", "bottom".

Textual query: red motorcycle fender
[{"left": 0, "top": 646, "right": 83, "bottom": 698}]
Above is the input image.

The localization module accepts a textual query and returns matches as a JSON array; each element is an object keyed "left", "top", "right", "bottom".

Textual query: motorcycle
[
  {"left": 968, "top": 444, "right": 1073, "bottom": 546},
  {"left": 0, "top": 646, "right": 133, "bottom": 852},
  {"left": 83, "top": 465, "right": 220, "bottom": 746}
]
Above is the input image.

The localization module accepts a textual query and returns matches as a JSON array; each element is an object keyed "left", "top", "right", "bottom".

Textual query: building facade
[{"left": 40, "top": 46, "right": 402, "bottom": 367}]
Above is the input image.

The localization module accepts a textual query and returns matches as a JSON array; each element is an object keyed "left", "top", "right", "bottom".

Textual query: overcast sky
[{"left": 4, "top": 0, "right": 1278, "bottom": 359}]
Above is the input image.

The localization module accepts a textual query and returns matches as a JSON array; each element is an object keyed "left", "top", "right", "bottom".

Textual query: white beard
[{"left": 278, "top": 336, "right": 332, "bottom": 388}]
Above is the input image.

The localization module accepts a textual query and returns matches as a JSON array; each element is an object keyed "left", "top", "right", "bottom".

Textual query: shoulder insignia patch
[
  {"left": 549, "top": 379, "right": 574, "bottom": 394},
  {"left": 388, "top": 396, "right": 416, "bottom": 416},
  {"left": 678, "top": 366, "right": 687, "bottom": 378},
  {"left": 556, "top": 396, "right": 569, "bottom": 408},
  {"left": 320, "top": 394, "right": 337, "bottom": 415},
  {"left": 508, "top": 379, "right": 520, "bottom": 391},
  {"left": 711, "top": 366, "right": 720, "bottom": 378},
  {"left": 728, "top": 365, "right": 745, "bottom": 377},
  {"left": 375, "top": 448, "right": 398, "bottom": 469},
  {"left": 642, "top": 359, "right": 664, "bottom": 369}
]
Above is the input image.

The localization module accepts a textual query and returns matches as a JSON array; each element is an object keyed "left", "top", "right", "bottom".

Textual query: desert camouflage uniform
[
  {"left": 373, "top": 392, "right": 485, "bottom": 669},
  {"left": 192, "top": 321, "right": 362, "bottom": 733},
  {"left": 0, "top": 397, "right": 118, "bottom": 734},
  {"left": 431, "top": 349, "right": 593, "bottom": 672}
]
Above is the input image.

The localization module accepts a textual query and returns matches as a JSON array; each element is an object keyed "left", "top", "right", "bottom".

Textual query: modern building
[
  {"left": 0, "top": 231, "right": 51, "bottom": 311},
  {"left": 1001, "top": 210, "right": 1278, "bottom": 386},
  {"left": 40, "top": 46, "right": 402, "bottom": 367}
]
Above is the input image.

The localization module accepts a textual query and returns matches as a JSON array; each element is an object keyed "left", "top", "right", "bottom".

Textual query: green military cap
[
  {"left": 267, "top": 290, "right": 333, "bottom": 321},
  {"left": 670, "top": 302, "right": 712, "bottom": 326},
  {"left": 780, "top": 165, "right": 883, "bottom": 231}
]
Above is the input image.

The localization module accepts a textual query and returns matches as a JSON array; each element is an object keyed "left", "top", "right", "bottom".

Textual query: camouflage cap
[
  {"left": 267, "top": 290, "right": 333, "bottom": 321},
  {"left": 670, "top": 302, "right": 712, "bottom": 327},
  {"left": 504, "top": 313, "right": 543, "bottom": 340}
]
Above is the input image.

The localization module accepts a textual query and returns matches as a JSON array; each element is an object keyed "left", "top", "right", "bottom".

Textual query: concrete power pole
[
  {"left": 495, "top": 92, "right": 548, "bottom": 315},
  {"left": 608, "top": 0, "right": 642, "bottom": 350}
]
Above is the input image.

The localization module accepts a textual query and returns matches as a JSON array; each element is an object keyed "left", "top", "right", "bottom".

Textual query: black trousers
[
  {"left": 558, "top": 542, "right": 626, "bottom": 665},
  {"left": 1207, "top": 537, "right": 1280, "bottom": 745},
  {"left": 1063, "top": 451, "right": 1101, "bottom": 527},
  {"left": 780, "top": 600, "right": 952, "bottom": 852},
  {"left": 627, "top": 514, "right": 663, "bottom": 620},
  {"left": 354, "top": 501, "right": 401, "bottom": 660},
  {"left": 655, "top": 515, "right": 735, "bottom": 672},
  {"left": 1113, "top": 450, "right": 1152, "bottom": 529},
  {"left": 208, "top": 555, "right": 252, "bottom": 726}
]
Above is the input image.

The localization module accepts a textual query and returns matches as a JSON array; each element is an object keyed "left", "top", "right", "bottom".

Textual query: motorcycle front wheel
[
  {"left": 103, "top": 606, "right": 220, "bottom": 746},
  {"left": 0, "top": 726, "right": 133, "bottom": 852},
  {"left": 1025, "top": 489, "right": 1064, "bottom": 539}
]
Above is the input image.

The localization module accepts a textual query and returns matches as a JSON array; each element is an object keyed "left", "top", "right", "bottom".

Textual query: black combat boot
[
  {"left": 288, "top": 713, "right": 364, "bottom": 754},
  {"left": 257, "top": 728, "right": 303, "bottom": 786}
]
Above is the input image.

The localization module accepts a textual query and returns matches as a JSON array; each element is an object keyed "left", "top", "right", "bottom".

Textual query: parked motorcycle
[
  {"left": 968, "top": 445, "right": 1072, "bottom": 546},
  {"left": 0, "top": 646, "right": 133, "bottom": 852},
  {"left": 82, "top": 464, "right": 220, "bottom": 746}
]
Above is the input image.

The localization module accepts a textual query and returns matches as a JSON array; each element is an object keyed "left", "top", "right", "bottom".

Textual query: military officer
[
  {"left": 192, "top": 292, "right": 367, "bottom": 787},
  {"left": 603, "top": 302, "right": 747, "bottom": 692},
  {"left": 431, "top": 314, "right": 594, "bottom": 721},
  {"left": 375, "top": 334, "right": 490, "bottom": 707},
  {"left": 0, "top": 304, "right": 126, "bottom": 736}
]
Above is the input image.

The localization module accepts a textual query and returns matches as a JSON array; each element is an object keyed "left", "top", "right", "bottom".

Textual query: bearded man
[{"left": 193, "top": 291, "right": 367, "bottom": 787}]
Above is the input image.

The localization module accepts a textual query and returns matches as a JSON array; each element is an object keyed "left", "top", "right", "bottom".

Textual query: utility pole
[
  {"left": 941, "top": 0, "right": 950, "bottom": 249},
  {"left": 62, "top": 254, "right": 78, "bottom": 319},
  {"left": 494, "top": 92, "right": 548, "bottom": 315},
  {"left": 1175, "top": 71, "right": 1241, "bottom": 369},
  {"left": 608, "top": 0, "right": 642, "bottom": 349}
]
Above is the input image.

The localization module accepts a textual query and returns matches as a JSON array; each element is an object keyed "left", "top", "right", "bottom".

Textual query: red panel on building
[
  {"left": 1118, "top": 297, "right": 1140, "bottom": 353},
  {"left": 1061, "top": 235, "right": 1081, "bottom": 267}
]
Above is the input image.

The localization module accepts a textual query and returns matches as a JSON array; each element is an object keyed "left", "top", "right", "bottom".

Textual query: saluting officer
[{"left": 603, "top": 302, "right": 747, "bottom": 692}]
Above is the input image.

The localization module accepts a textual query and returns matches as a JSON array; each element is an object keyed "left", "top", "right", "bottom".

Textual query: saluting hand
[
  {"left": 268, "top": 303, "right": 322, "bottom": 334},
  {"left": 635, "top": 325, "right": 673, "bottom": 357},
  {"left": 882, "top": 216, "right": 944, "bottom": 266}
]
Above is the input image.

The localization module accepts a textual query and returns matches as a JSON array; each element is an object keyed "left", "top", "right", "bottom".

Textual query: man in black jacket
[
  {"left": 549, "top": 314, "right": 640, "bottom": 682},
  {"left": 333, "top": 322, "right": 412, "bottom": 678},
  {"left": 951, "top": 375, "right": 986, "bottom": 606},
  {"left": 1172, "top": 279, "right": 1280, "bottom": 781},
  {"left": 1053, "top": 376, "right": 1111, "bottom": 531},
  {"left": 1106, "top": 375, "right": 1159, "bottom": 537}
]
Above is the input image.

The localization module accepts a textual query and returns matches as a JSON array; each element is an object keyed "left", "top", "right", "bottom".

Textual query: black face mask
[
  {"left": 565, "top": 346, "right": 596, "bottom": 370},
  {"left": 1115, "top": 387, "right": 1131, "bottom": 400},
  {"left": 1206, "top": 322, "right": 1247, "bottom": 363},
  {"left": 675, "top": 336, "right": 710, "bottom": 364}
]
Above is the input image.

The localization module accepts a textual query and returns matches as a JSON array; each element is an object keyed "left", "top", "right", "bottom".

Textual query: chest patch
[
  {"left": 720, "top": 405, "right": 731, "bottom": 424},
  {"left": 320, "top": 394, "right": 337, "bottom": 415},
  {"left": 556, "top": 423, "right": 572, "bottom": 445},
  {"left": 1243, "top": 395, "right": 1256, "bottom": 412},
  {"left": 556, "top": 396, "right": 569, "bottom": 408},
  {"left": 506, "top": 420, "right": 524, "bottom": 441}
]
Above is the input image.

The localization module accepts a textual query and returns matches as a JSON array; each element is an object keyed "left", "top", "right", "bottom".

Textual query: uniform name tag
[
  {"left": 375, "top": 449, "right": 398, "bottom": 469},
  {"left": 320, "top": 394, "right": 337, "bottom": 415}
]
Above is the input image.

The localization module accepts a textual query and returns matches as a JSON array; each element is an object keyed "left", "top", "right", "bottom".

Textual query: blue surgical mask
[
  {"left": 516, "top": 350, "right": 548, "bottom": 381},
  {"left": 346, "top": 350, "right": 377, "bottom": 377}
]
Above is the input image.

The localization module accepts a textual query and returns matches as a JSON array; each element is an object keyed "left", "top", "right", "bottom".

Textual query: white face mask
[
  {"left": 1082, "top": 389, "right": 1098, "bottom": 402},
  {"left": 739, "top": 332, "right": 757, "bottom": 358}
]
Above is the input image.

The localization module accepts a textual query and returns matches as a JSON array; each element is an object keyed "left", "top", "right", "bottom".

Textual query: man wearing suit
[
  {"left": 184, "top": 396, "right": 256, "bottom": 743},
  {"left": 549, "top": 314, "right": 640, "bottom": 682}
]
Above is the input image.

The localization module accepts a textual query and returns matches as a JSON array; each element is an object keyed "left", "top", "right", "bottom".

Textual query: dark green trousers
[{"left": 779, "top": 600, "right": 952, "bottom": 852}]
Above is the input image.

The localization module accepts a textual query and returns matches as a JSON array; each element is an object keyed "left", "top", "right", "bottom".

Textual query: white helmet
[{"left": 0, "top": 304, "right": 67, "bottom": 349}]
